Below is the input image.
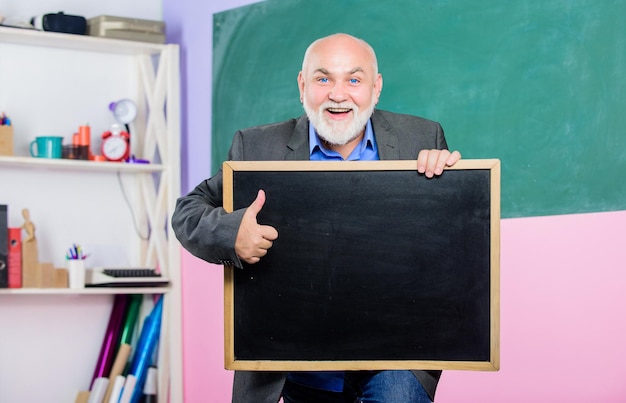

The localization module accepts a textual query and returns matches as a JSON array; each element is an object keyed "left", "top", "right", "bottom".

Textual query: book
[
  {"left": 0, "top": 205, "right": 7, "bottom": 288},
  {"left": 7, "top": 227, "right": 21, "bottom": 288}
]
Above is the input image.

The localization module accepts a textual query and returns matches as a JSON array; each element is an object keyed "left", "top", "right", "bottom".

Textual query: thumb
[{"left": 246, "top": 189, "right": 266, "bottom": 217}]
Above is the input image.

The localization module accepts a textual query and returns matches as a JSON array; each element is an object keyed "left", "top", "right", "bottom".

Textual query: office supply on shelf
[
  {"left": 63, "top": 144, "right": 89, "bottom": 160},
  {"left": 87, "top": 16, "right": 165, "bottom": 43},
  {"left": 86, "top": 267, "right": 169, "bottom": 287},
  {"left": 30, "top": 136, "right": 63, "bottom": 158},
  {"left": 91, "top": 295, "right": 129, "bottom": 389},
  {"left": 0, "top": 205, "right": 7, "bottom": 288},
  {"left": 109, "top": 99, "right": 137, "bottom": 125},
  {"left": 0, "top": 116, "right": 14, "bottom": 155},
  {"left": 67, "top": 124, "right": 91, "bottom": 160},
  {"left": 101, "top": 124, "right": 130, "bottom": 162},
  {"left": 31, "top": 12, "right": 87, "bottom": 35},
  {"left": 67, "top": 259, "right": 86, "bottom": 288},
  {"left": 120, "top": 295, "right": 142, "bottom": 347},
  {"left": 128, "top": 296, "right": 163, "bottom": 403},
  {"left": 88, "top": 377, "right": 109, "bottom": 403},
  {"left": 142, "top": 367, "right": 158, "bottom": 403},
  {"left": 67, "top": 243, "right": 88, "bottom": 260},
  {"left": 7, "top": 227, "right": 21, "bottom": 288},
  {"left": 0, "top": 112, "right": 10, "bottom": 126},
  {"left": 107, "top": 375, "right": 126, "bottom": 403},
  {"left": 55, "top": 268, "right": 69, "bottom": 288},
  {"left": 74, "top": 390, "right": 91, "bottom": 403},
  {"left": 40, "top": 262, "right": 56, "bottom": 288},
  {"left": 103, "top": 344, "right": 131, "bottom": 403},
  {"left": 118, "top": 374, "right": 137, "bottom": 403},
  {"left": 20, "top": 208, "right": 40, "bottom": 287}
]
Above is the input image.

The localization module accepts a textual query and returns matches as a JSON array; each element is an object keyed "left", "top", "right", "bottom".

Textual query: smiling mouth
[{"left": 326, "top": 107, "right": 352, "bottom": 114}]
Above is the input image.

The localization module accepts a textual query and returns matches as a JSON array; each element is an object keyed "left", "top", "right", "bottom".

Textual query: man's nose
[{"left": 328, "top": 82, "right": 348, "bottom": 102}]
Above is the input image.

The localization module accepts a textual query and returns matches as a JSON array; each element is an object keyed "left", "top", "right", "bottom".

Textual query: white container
[{"left": 67, "top": 259, "right": 86, "bottom": 289}]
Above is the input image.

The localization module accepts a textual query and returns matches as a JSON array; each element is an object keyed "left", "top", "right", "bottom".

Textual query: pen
[
  {"left": 67, "top": 244, "right": 88, "bottom": 260},
  {"left": 0, "top": 112, "right": 11, "bottom": 126}
]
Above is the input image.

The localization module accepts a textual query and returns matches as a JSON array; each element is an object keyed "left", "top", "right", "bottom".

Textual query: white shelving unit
[{"left": 0, "top": 27, "right": 182, "bottom": 402}]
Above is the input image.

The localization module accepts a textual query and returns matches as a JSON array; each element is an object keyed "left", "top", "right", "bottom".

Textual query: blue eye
[
  {"left": 349, "top": 78, "right": 359, "bottom": 84},
  {"left": 318, "top": 77, "right": 329, "bottom": 83}
]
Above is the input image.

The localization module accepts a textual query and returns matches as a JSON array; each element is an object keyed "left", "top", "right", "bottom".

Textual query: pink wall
[
  {"left": 181, "top": 254, "right": 232, "bottom": 402},
  {"left": 182, "top": 209, "right": 626, "bottom": 402},
  {"left": 437, "top": 210, "right": 626, "bottom": 402}
]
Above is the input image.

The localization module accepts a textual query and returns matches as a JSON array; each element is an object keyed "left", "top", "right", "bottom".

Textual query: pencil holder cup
[{"left": 67, "top": 259, "right": 86, "bottom": 289}]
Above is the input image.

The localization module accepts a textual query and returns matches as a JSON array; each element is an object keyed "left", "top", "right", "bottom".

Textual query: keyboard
[{"left": 85, "top": 267, "right": 170, "bottom": 287}]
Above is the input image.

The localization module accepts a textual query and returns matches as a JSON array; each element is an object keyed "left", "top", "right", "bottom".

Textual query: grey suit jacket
[{"left": 172, "top": 109, "right": 447, "bottom": 402}]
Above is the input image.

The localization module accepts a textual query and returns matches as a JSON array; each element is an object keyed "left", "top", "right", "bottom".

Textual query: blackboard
[
  {"left": 213, "top": 0, "right": 626, "bottom": 218},
  {"left": 223, "top": 160, "right": 500, "bottom": 371}
]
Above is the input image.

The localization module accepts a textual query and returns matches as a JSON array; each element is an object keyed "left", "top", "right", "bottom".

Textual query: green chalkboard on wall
[{"left": 213, "top": 0, "right": 626, "bottom": 218}]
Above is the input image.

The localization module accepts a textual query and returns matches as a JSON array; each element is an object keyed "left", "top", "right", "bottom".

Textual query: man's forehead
[{"left": 305, "top": 44, "right": 374, "bottom": 74}]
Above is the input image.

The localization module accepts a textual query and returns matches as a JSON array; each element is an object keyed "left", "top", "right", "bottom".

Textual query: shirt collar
[{"left": 309, "top": 119, "right": 376, "bottom": 160}]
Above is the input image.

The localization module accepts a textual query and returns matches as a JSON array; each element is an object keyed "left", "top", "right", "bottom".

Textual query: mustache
[{"left": 320, "top": 101, "right": 357, "bottom": 110}]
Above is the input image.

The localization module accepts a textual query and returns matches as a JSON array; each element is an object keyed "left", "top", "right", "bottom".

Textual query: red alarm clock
[{"left": 101, "top": 124, "right": 130, "bottom": 162}]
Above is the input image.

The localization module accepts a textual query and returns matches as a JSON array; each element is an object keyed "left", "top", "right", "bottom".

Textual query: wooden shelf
[
  {"left": 0, "top": 25, "right": 167, "bottom": 55},
  {"left": 0, "top": 155, "right": 164, "bottom": 173},
  {"left": 0, "top": 286, "right": 170, "bottom": 295}
]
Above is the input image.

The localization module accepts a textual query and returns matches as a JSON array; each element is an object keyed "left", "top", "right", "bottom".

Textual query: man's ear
[{"left": 297, "top": 71, "right": 305, "bottom": 102}]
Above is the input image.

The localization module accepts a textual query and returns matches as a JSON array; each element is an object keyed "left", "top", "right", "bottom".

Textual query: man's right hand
[{"left": 235, "top": 189, "right": 279, "bottom": 265}]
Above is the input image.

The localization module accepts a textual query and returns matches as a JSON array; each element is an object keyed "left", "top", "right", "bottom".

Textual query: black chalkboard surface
[{"left": 223, "top": 160, "right": 500, "bottom": 371}]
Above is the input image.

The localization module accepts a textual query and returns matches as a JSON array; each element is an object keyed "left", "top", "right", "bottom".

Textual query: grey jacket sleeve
[{"left": 171, "top": 130, "right": 248, "bottom": 268}]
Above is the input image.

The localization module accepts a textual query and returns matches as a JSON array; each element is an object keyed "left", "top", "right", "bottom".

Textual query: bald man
[{"left": 172, "top": 33, "right": 461, "bottom": 403}]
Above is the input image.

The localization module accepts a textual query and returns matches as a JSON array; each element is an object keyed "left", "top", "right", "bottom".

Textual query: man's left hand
[{"left": 417, "top": 149, "right": 462, "bottom": 178}]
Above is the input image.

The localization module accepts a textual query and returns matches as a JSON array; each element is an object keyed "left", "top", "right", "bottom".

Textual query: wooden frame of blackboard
[{"left": 223, "top": 159, "right": 500, "bottom": 371}]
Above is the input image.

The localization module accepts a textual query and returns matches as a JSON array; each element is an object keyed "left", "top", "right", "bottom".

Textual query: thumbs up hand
[{"left": 235, "top": 189, "right": 279, "bottom": 264}]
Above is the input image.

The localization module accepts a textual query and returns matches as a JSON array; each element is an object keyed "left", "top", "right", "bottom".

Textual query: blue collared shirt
[
  {"left": 286, "top": 119, "right": 380, "bottom": 393},
  {"left": 309, "top": 119, "right": 380, "bottom": 161}
]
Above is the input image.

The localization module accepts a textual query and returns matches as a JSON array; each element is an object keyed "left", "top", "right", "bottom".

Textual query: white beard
[{"left": 303, "top": 99, "right": 375, "bottom": 146}]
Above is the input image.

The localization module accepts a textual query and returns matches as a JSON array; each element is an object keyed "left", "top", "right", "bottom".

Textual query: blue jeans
[
  {"left": 344, "top": 371, "right": 432, "bottom": 403},
  {"left": 282, "top": 370, "right": 432, "bottom": 403}
]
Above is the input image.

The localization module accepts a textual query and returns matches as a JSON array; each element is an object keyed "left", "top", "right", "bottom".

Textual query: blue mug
[{"left": 30, "top": 136, "right": 63, "bottom": 158}]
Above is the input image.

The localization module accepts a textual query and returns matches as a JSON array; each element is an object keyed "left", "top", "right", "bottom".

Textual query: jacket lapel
[
  {"left": 285, "top": 115, "right": 310, "bottom": 161},
  {"left": 371, "top": 110, "right": 400, "bottom": 161},
  {"left": 285, "top": 110, "right": 401, "bottom": 161}
]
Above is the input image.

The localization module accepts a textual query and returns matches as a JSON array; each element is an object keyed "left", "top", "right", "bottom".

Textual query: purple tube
[{"left": 90, "top": 294, "right": 130, "bottom": 389}]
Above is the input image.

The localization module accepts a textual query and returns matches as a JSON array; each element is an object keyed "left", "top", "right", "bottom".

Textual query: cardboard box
[
  {"left": 0, "top": 125, "right": 14, "bottom": 156},
  {"left": 87, "top": 15, "right": 165, "bottom": 44}
]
